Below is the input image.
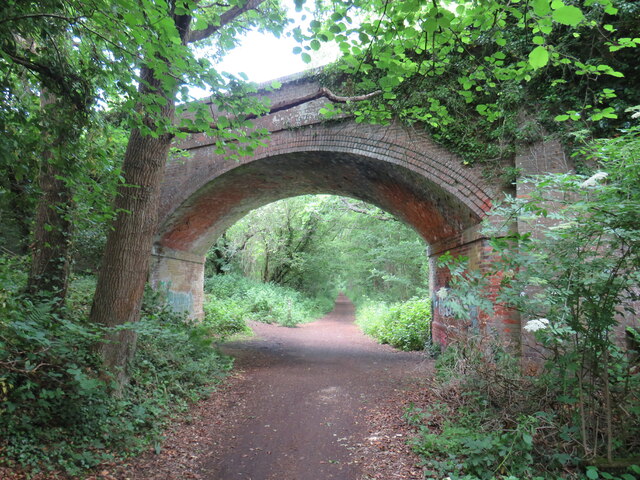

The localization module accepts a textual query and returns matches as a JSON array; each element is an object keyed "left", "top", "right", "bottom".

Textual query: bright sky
[{"left": 214, "top": 0, "right": 340, "bottom": 84}]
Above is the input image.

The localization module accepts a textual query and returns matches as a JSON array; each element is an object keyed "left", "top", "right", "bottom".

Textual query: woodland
[{"left": 1, "top": 0, "right": 640, "bottom": 478}]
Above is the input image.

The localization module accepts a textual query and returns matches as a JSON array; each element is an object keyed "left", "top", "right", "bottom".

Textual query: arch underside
[
  {"left": 156, "top": 121, "right": 495, "bottom": 256},
  {"left": 158, "top": 151, "right": 482, "bottom": 256}
]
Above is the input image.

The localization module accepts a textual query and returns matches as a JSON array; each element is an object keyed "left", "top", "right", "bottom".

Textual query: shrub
[
  {"left": 356, "top": 301, "right": 390, "bottom": 340},
  {"left": 204, "top": 272, "right": 253, "bottom": 298},
  {"left": 357, "top": 298, "right": 431, "bottom": 350},
  {"left": 204, "top": 273, "right": 331, "bottom": 327},
  {"left": 0, "top": 266, "right": 231, "bottom": 475},
  {"left": 408, "top": 341, "right": 640, "bottom": 480},
  {"left": 203, "top": 296, "right": 250, "bottom": 339},
  {"left": 66, "top": 274, "right": 97, "bottom": 322},
  {"left": 0, "top": 294, "right": 117, "bottom": 474},
  {"left": 409, "top": 409, "right": 538, "bottom": 480},
  {"left": 383, "top": 298, "right": 432, "bottom": 350},
  {"left": 125, "top": 294, "right": 233, "bottom": 428}
]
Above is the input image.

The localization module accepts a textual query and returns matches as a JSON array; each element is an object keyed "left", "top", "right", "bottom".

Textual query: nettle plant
[{"left": 440, "top": 124, "right": 640, "bottom": 462}]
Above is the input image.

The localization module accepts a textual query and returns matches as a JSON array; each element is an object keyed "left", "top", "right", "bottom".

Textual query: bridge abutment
[
  {"left": 429, "top": 225, "right": 521, "bottom": 349},
  {"left": 150, "top": 246, "right": 205, "bottom": 319}
]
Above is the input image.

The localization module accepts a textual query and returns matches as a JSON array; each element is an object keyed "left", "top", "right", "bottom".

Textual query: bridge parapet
[{"left": 178, "top": 73, "right": 349, "bottom": 151}]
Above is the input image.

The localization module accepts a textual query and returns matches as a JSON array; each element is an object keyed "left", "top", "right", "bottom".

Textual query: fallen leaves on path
[
  {"left": 103, "top": 371, "right": 254, "bottom": 480},
  {"left": 355, "top": 384, "right": 431, "bottom": 480},
  {"left": 0, "top": 371, "right": 433, "bottom": 480}
]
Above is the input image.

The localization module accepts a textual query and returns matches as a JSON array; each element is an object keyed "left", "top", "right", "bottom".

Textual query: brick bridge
[{"left": 150, "top": 73, "right": 569, "bottom": 350}]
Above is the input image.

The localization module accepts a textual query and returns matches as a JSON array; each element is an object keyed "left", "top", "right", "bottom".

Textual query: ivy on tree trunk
[{"left": 26, "top": 90, "right": 75, "bottom": 308}]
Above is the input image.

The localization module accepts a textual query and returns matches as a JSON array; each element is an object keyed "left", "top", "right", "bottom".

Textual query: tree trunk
[
  {"left": 263, "top": 248, "right": 270, "bottom": 283},
  {"left": 26, "top": 90, "right": 73, "bottom": 308},
  {"left": 89, "top": 1, "right": 268, "bottom": 390},
  {"left": 89, "top": 65, "right": 175, "bottom": 388}
]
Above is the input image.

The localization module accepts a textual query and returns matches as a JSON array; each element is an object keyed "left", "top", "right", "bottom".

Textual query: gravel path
[{"left": 102, "top": 294, "right": 432, "bottom": 480}]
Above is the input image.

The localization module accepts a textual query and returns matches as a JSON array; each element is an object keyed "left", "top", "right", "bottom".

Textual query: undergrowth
[
  {"left": 355, "top": 297, "right": 431, "bottom": 351},
  {"left": 0, "top": 262, "right": 232, "bottom": 476},
  {"left": 406, "top": 340, "right": 640, "bottom": 480},
  {"left": 203, "top": 273, "right": 333, "bottom": 337}
]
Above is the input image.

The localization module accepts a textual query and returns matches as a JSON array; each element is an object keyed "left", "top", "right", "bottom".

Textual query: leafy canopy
[{"left": 295, "top": 0, "right": 639, "bottom": 163}]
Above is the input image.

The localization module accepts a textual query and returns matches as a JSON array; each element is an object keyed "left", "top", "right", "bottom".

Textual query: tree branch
[
  {"left": 340, "top": 198, "right": 394, "bottom": 221},
  {"left": 197, "top": 2, "right": 232, "bottom": 9},
  {"left": 177, "top": 86, "right": 382, "bottom": 133},
  {"left": 0, "top": 13, "right": 82, "bottom": 25},
  {"left": 319, "top": 86, "right": 382, "bottom": 103},
  {"left": 1, "top": 48, "right": 56, "bottom": 79},
  {"left": 251, "top": 86, "right": 382, "bottom": 116},
  {"left": 187, "top": 0, "right": 267, "bottom": 43}
]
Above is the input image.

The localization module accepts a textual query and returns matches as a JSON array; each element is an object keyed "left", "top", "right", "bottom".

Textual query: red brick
[{"left": 152, "top": 74, "right": 566, "bottom": 352}]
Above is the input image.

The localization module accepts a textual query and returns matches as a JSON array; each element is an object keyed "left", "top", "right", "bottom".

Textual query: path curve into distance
[{"left": 110, "top": 294, "right": 431, "bottom": 480}]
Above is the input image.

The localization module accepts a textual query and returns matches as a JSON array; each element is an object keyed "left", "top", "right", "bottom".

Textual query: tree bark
[
  {"left": 89, "top": 0, "right": 270, "bottom": 389},
  {"left": 89, "top": 65, "right": 175, "bottom": 388},
  {"left": 26, "top": 90, "right": 73, "bottom": 308}
]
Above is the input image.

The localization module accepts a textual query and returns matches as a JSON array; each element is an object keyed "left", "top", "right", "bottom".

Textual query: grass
[{"left": 203, "top": 273, "right": 333, "bottom": 338}]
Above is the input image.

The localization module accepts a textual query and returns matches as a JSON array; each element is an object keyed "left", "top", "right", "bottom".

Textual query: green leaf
[
  {"left": 193, "top": 16, "right": 208, "bottom": 30},
  {"left": 552, "top": 5, "right": 584, "bottom": 26},
  {"left": 586, "top": 467, "right": 599, "bottom": 480},
  {"left": 423, "top": 17, "right": 437, "bottom": 34},
  {"left": 533, "top": 0, "right": 551, "bottom": 16},
  {"left": 528, "top": 46, "right": 549, "bottom": 69},
  {"left": 301, "top": 52, "right": 312, "bottom": 63},
  {"left": 123, "top": 12, "right": 139, "bottom": 26}
]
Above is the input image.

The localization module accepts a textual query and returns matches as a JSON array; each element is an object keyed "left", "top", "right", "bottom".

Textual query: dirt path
[{"left": 107, "top": 294, "right": 431, "bottom": 480}]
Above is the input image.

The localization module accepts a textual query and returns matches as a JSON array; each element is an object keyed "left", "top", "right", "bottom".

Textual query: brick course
[{"left": 150, "top": 74, "right": 565, "bottom": 349}]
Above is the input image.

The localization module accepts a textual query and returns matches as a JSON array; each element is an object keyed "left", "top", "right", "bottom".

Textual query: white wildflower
[
  {"left": 436, "top": 287, "right": 448, "bottom": 299},
  {"left": 580, "top": 171, "right": 608, "bottom": 188},
  {"left": 524, "top": 318, "right": 550, "bottom": 332}
]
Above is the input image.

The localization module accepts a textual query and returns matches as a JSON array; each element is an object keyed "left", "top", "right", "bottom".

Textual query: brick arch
[
  {"left": 150, "top": 69, "right": 563, "bottom": 346},
  {"left": 151, "top": 116, "right": 511, "bottom": 345},
  {"left": 157, "top": 121, "right": 495, "bottom": 256}
]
